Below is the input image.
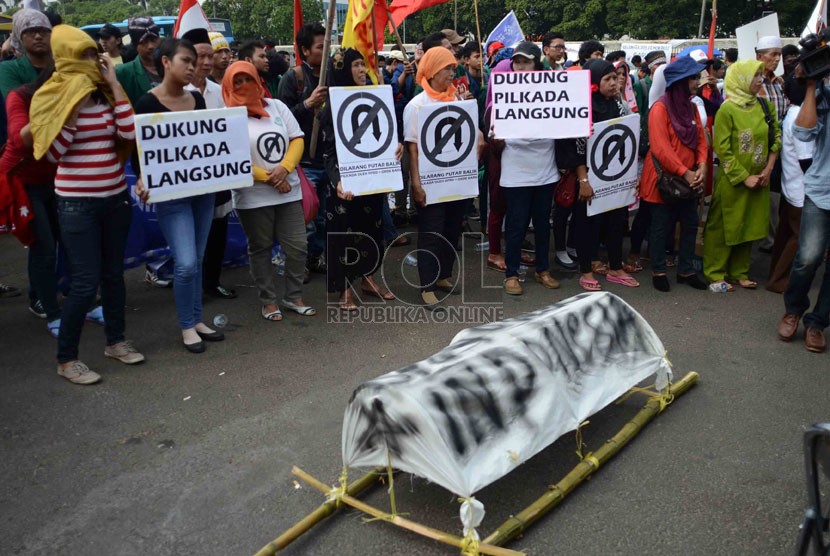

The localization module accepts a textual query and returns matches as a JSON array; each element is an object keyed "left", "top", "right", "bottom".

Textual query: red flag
[
  {"left": 389, "top": 0, "right": 450, "bottom": 27},
  {"left": 173, "top": 0, "right": 211, "bottom": 39},
  {"left": 294, "top": 0, "right": 303, "bottom": 67}
]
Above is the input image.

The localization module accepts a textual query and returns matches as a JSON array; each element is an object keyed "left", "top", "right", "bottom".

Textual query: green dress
[{"left": 703, "top": 99, "right": 781, "bottom": 281}]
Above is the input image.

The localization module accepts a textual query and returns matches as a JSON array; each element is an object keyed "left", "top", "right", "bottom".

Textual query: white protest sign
[
  {"left": 330, "top": 85, "right": 403, "bottom": 196},
  {"left": 136, "top": 107, "right": 253, "bottom": 203},
  {"left": 416, "top": 100, "right": 479, "bottom": 205},
  {"left": 587, "top": 114, "right": 640, "bottom": 217},
  {"left": 490, "top": 70, "right": 591, "bottom": 139},
  {"left": 736, "top": 13, "right": 784, "bottom": 76},
  {"left": 342, "top": 292, "right": 672, "bottom": 498},
  {"left": 620, "top": 42, "right": 672, "bottom": 64}
]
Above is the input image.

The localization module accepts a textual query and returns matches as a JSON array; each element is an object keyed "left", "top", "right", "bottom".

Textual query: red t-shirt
[{"left": 0, "top": 88, "right": 57, "bottom": 186}]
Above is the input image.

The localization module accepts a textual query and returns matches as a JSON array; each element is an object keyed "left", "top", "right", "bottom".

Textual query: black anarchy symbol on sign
[
  {"left": 257, "top": 132, "right": 286, "bottom": 164},
  {"left": 335, "top": 92, "right": 394, "bottom": 159},
  {"left": 420, "top": 105, "right": 475, "bottom": 168},
  {"left": 591, "top": 124, "right": 636, "bottom": 182}
]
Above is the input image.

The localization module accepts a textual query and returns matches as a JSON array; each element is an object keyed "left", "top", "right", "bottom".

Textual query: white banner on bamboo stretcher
[{"left": 342, "top": 292, "right": 672, "bottom": 499}]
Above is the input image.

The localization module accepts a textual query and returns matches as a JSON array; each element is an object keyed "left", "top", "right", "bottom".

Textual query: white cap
[
  {"left": 755, "top": 35, "right": 782, "bottom": 51},
  {"left": 387, "top": 50, "right": 407, "bottom": 62},
  {"left": 689, "top": 49, "right": 708, "bottom": 62}
]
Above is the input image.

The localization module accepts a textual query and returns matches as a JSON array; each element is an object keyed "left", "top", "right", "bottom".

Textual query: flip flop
[
  {"left": 607, "top": 273, "right": 640, "bottom": 287},
  {"left": 281, "top": 299, "right": 317, "bottom": 316},
  {"left": 261, "top": 306, "right": 283, "bottom": 321},
  {"left": 579, "top": 277, "right": 602, "bottom": 291},
  {"left": 737, "top": 279, "right": 757, "bottom": 289},
  {"left": 487, "top": 259, "right": 507, "bottom": 272},
  {"left": 591, "top": 262, "right": 609, "bottom": 276},
  {"left": 361, "top": 285, "right": 395, "bottom": 300}
]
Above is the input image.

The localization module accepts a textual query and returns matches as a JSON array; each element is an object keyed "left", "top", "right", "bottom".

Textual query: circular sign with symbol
[
  {"left": 335, "top": 92, "right": 395, "bottom": 159},
  {"left": 257, "top": 132, "right": 287, "bottom": 164},
  {"left": 420, "top": 106, "right": 475, "bottom": 168},
  {"left": 590, "top": 123, "right": 637, "bottom": 182}
]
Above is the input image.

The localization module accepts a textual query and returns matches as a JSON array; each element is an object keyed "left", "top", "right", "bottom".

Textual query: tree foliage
[{"left": 202, "top": 0, "right": 323, "bottom": 43}]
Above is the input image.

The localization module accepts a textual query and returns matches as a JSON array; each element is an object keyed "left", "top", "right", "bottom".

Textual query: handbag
[
  {"left": 554, "top": 170, "right": 577, "bottom": 208},
  {"left": 296, "top": 166, "right": 320, "bottom": 225},
  {"left": 651, "top": 153, "right": 698, "bottom": 203}
]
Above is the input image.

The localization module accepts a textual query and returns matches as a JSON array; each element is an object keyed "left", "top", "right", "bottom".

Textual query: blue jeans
[
  {"left": 784, "top": 196, "right": 830, "bottom": 330},
  {"left": 56, "top": 192, "right": 132, "bottom": 363},
  {"left": 154, "top": 193, "right": 215, "bottom": 329},
  {"left": 302, "top": 166, "right": 329, "bottom": 258},
  {"left": 503, "top": 184, "right": 555, "bottom": 277},
  {"left": 381, "top": 199, "right": 398, "bottom": 243}
]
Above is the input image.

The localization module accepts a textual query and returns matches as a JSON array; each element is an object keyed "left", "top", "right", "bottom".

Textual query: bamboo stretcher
[{"left": 254, "top": 370, "right": 699, "bottom": 556}]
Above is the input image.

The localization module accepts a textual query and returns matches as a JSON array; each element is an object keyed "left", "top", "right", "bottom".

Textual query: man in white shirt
[{"left": 183, "top": 28, "right": 238, "bottom": 299}]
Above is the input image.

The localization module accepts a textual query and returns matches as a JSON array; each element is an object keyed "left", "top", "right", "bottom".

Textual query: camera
[{"left": 799, "top": 28, "right": 830, "bottom": 80}]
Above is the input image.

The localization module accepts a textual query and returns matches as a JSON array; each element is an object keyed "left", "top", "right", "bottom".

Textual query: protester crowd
[{"left": 0, "top": 8, "right": 828, "bottom": 386}]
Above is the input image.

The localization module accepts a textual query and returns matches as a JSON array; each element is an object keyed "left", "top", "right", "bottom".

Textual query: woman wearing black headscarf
[
  {"left": 321, "top": 48, "right": 399, "bottom": 310},
  {"left": 556, "top": 59, "right": 639, "bottom": 291}
]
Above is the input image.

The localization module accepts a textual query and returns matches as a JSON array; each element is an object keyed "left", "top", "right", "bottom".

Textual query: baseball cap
[
  {"left": 441, "top": 28, "right": 466, "bottom": 46},
  {"left": 512, "top": 41, "right": 541, "bottom": 61},
  {"left": 387, "top": 50, "right": 407, "bottom": 62},
  {"left": 98, "top": 23, "right": 121, "bottom": 40}
]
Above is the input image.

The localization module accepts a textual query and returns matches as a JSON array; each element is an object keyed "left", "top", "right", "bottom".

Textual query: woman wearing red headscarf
[
  {"left": 222, "top": 61, "right": 313, "bottom": 322},
  {"left": 402, "top": 46, "right": 471, "bottom": 310}
]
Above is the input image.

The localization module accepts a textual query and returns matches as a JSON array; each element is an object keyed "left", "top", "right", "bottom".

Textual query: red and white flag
[{"left": 173, "top": 0, "right": 211, "bottom": 39}]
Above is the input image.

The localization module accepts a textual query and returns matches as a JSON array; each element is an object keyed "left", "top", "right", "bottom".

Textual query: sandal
[
  {"left": 487, "top": 259, "right": 507, "bottom": 272},
  {"left": 591, "top": 261, "right": 609, "bottom": 276},
  {"left": 339, "top": 295, "right": 359, "bottom": 312},
  {"left": 361, "top": 283, "right": 395, "bottom": 300},
  {"left": 737, "top": 279, "right": 757, "bottom": 289},
  {"left": 281, "top": 299, "right": 317, "bottom": 316},
  {"left": 261, "top": 306, "right": 283, "bottom": 321},
  {"left": 579, "top": 277, "right": 602, "bottom": 291},
  {"left": 607, "top": 273, "right": 640, "bottom": 288},
  {"left": 623, "top": 256, "right": 643, "bottom": 273},
  {"left": 47, "top": 318, "right": 61, "bottom": 338},
  {"left": 85, "top": 306, "right": 105, "bottom": 326},
  {"left": 520, "top": 253, "right": 536, "bottom": 266}
]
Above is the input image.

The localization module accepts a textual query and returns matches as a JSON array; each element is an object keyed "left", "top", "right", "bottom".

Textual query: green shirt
[
  {"left": 712, "top": 99, "right": 782, "bottom": 245},
  {"left": 0, "top": 55, "right": 39, "bottom": 98}
]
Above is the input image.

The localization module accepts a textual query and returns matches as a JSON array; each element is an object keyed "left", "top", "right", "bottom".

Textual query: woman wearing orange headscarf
[
  {"left": 402, "top": 46, "right": 473, "bottom": 310},
  {"left": 222, "top": 61, "right": 313, "bottom": 322}
]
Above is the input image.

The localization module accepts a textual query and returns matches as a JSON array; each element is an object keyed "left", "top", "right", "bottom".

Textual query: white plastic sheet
[{"left": 342, "top": 292, "right": 672, "bottom": 498}]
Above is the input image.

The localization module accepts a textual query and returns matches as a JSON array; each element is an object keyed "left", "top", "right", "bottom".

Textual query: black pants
[
  {"left": 25, "top": 185, "right": 61, "bottom": 321},
  {"left": 649, "top": 200, "right": 697, "bottom": 274},
  {"left": 202, "top": 214, "right": 229, "bottom": 290},
  {"left": 552, "top": 201, "right": 577, "bottom": 252},
  {"left": 417, "top": 200, "right": 465, "bottom": 292},
  {"left": 629, "top": 200, "right": 653, "bottom": 256},
  {"left": 573, "top": 202, "right": 626, "bottom": 274}
]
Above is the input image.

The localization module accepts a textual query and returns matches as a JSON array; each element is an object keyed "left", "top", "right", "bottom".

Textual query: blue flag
[{"left": 485, "top": 10, "right": 525, "bottom": 48}]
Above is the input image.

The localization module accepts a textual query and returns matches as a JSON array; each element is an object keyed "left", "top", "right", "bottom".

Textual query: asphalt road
[{"left": 1, "top": 228, "right": 827, "bottom": 556}]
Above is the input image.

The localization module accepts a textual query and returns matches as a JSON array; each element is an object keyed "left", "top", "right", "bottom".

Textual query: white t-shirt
[
  {"left": 233, "top": 99, "right": 304, "bottom": 210},
  {"left": 690, "top": 96, "right": 707, "bottom": 128},
  {"left": 403, "top": 91, "right": 442, "bottom": 144},
  {"left": 186, "top": 80, "right": 224, "bottom": 110},
  {"left": 500, "top": 139, "right": 559, "bottom": 187},
  {"left": 781, "top": 105, "right": 815, "bottom": 208}
]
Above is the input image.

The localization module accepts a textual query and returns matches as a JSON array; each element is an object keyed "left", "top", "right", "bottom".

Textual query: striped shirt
[
  {"left": 758, "top": 75, "right": 788, "bottom": 122},
  {"left": 48, "top": 100, "right": 136, "bottom": 197}
]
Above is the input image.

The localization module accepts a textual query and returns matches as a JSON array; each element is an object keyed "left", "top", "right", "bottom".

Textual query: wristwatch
[{"left": 578, "top": 177, "right": 590, "bottom": 183}]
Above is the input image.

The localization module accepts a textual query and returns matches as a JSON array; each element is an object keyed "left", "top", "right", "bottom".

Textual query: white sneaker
[
  {"left": 57, "top": 361, "right": 101, "bottom": 385},
  {"left": 104, "top": 341, "right": 145, "bottom": 364},
  {"left": 144, "top": 269, "right": 172, "bottom": 288}
]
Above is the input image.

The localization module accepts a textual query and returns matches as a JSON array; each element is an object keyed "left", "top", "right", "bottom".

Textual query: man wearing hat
[
  {"left": 98, "top": 23, "right": 123, "bottom": 66},
  {"left": 441, "top": 28, "right": 466, "bottom": 57},
  {"left": 209, "top": 32, "right": 231, "bottom": 84},
  {"left": 756, "top": 35, "right": 787, "bottom": 252},
  {"left": 116, "top": 17, "right": 162, "bottom": 107},
  {"left": 0, "top": 8, "right": 52, "bottom": 98}
]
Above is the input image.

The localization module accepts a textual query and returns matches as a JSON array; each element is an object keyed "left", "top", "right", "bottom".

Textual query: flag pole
[
  {"left": 309, "top": 0, "right": 337, "bottom": 159},
  {"left": 473, "top": 0, "right": 484, "bottom": 87},
  {"left": 697, "top": 0, "right": 707, "bottom": 38},
  {"left": 382, "top": 0, "right": 407, "bottom": 53}
]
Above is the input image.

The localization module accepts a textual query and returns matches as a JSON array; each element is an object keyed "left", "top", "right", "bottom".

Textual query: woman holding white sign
[
  {"left": 403, "top": 47, "right": 470, "bottom": 310},
  {"left": 556, "top": 59, "right": 639, "bottom": 291},
  {"left": 30, "top": 24, "right": 144, "bottom": 384},
  {"left": 221, "top": 61, "right": 315, "bottom": 321},
  {"left": 134, "top": 38, "right": 225, "bottom": 354},
  {"left": 321, "top": 48, "right": 396, "bottom": 310},
  {"left": 486, "top": 42, "right": 561, "bottom": 296}
]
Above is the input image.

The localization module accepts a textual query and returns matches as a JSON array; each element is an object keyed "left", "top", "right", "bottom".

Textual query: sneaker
[
  {"left": 47, "top": 318, "right": 61, "bottom": 338},
  {"left": 555, "top": 251, "right": 578, "bottom": 270},
  {"left": 307, "top": 254, "right": 327, "bottom": 274},
  {"left": 205, "top": 285, "right": 238, "bottom": 299},
  {"left": 145, "top": 268, "right": 172, "bottom": 288},
  {"left": 85, "top": 306, "right": 105, "bottom": 325},
  {"left": 57, "top": 360, "right": 101, "bottom": 385},
  {"left": 104, "top": 341, "right": 145, "bottom": 364},
  {"left": 0, "top": 283, "right": 21, "bottom": 298},
  {"left": 29, "top": 299, "right": 46, "bottom": 318}
]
